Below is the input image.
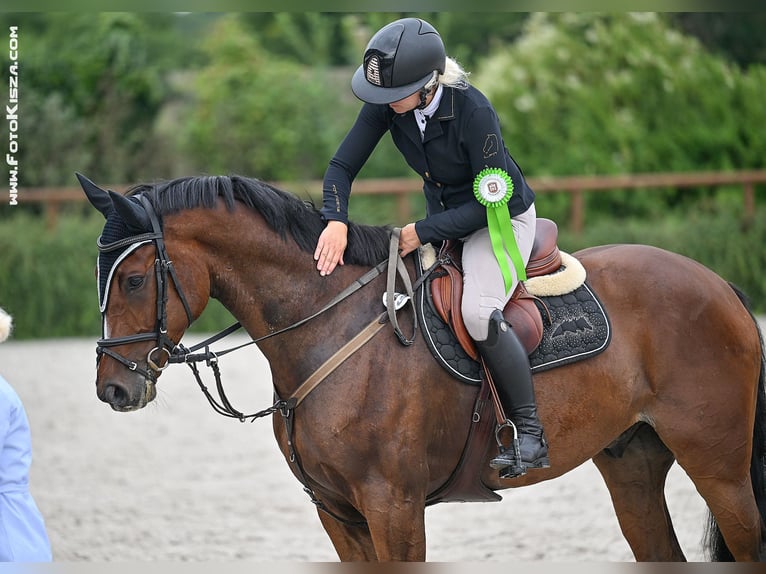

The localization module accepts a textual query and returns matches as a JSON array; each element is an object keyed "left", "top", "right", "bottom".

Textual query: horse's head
[{"left": 77, "top": 173, "right": 198, "bottom": 411}]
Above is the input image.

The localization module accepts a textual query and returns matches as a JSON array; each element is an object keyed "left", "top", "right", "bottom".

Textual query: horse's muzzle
[{"left": 98, "top": 377, "right": 156, "bottom": 412}]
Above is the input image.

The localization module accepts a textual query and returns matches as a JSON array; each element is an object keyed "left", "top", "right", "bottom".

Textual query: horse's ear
[
  {"left": 76, "top": 172, "right": 113, "bottom": 219},
  {"left": 108, "top": 190, "right": 152, "bottom": 234}
]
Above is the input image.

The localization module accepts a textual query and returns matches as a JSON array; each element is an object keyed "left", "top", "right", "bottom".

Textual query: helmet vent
[{"left": 365, "top": 54, "right": 382, "bottom": 86}]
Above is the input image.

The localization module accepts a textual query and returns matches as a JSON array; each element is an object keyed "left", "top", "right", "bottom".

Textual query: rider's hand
[
  {"left": 314, "top": 220, "right": 348, "bottom": 276},
  {"left": 397, "top": 223, "right": 422, "bottom": 257}
]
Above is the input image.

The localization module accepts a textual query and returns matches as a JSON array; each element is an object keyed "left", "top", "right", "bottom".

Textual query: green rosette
[{"left": 473, "top": 167, "right": 526, "bottom": 294}]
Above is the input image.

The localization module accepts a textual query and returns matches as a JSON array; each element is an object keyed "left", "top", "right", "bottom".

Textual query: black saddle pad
[{"left": 416, "top": 251, "right": 612, "bottom": 385}]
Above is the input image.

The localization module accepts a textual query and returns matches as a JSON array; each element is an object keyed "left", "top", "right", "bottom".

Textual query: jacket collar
[
  {"left": 423, "top": 86, "right": 456, "bottom": 143},
  {"left": 433, "top": 86, "right": 456, "bottom": 121},
  {"left": 393, "top": 87, "right": 458, "bottom": 146}
]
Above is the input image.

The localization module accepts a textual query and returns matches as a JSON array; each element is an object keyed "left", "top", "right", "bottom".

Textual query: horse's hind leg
[
  {"left": 317, "top": 510, "right": 378, "bottom": 561},
  {"left": 593, "top": 423, "right": 686, "bottom": 561},
  {"left": 671, "top": 437, "right": 763, "bottom": 561}
]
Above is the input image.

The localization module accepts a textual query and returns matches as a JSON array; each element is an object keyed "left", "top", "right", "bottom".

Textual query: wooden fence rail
[{"left": 5, "top": 170, "right": 765, "bottom": 234}]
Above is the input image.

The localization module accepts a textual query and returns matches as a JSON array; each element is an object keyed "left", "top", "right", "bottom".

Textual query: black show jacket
[{"left": 321, "top": 85, "right": 535, "bottom": 245}]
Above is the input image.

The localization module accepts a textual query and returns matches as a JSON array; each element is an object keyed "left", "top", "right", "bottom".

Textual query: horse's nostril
[{"left": 103, "top": 383, "right": 129, "bottom": 407}]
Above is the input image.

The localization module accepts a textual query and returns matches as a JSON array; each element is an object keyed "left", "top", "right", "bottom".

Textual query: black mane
[{"left": 126, "top": 175, "right": 391, "bottom": 266}]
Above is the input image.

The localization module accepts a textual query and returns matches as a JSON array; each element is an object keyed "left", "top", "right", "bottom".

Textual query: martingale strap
[{"left": 285, "top": 313, "right": 388, "bottom": 409}]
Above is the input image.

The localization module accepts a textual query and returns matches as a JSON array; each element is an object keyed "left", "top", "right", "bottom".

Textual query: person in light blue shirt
[{"left": 0, "top": 307, "right": 52, "bottom": 562}]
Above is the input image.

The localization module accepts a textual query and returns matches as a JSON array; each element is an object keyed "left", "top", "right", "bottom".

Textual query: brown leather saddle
[{"left": 429, "top": 218, "right": 561, "bottom": 359}]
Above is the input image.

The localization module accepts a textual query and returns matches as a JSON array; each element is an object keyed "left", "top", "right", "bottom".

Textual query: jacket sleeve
[
  {"left": 414, "top": 197, "right": 487, "bottom": 245},
  {"left": 320, "top": 104, "right": 389, "bottom": 224},
  {"left": 464, "top": 105, "right": 531, "bottom": 204}
]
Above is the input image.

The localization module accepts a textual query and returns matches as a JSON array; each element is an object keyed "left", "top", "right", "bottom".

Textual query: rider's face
[{"left": 389, "top": 91, "right": 423, "bottom": 114}]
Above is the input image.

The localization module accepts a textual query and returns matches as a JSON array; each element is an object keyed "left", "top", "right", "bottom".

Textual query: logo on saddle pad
[{"left": 552, "top": 317, "right": 594, "bottom": 337}]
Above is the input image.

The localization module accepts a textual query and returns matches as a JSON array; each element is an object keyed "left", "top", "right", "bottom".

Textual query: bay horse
[{"left": 77, "top": 172, "right": 766, "bottom": 561}]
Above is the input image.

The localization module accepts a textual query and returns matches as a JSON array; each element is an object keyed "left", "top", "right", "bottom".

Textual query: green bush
[
  {"left": 474, "top": 13, "right": 766, "bottom": 223},
  {"left": 559, "top": 207, "right": 766, "bottom": 309},
  {"left": 0, "top": 210, "right": 235, "bottom": 340},
  {"left": 0, "top": 211, "right": 103, "bottom": 339},
  {"left": 7, "top": 13, "right": 183, "bottom": 185},
  {"left": 177, "top": 15, "right": 412, "bottom": 183}
]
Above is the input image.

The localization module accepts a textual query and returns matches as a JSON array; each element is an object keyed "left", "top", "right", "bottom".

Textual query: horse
[{"left": 76, "top": 172, "right": 766, "bottom": 562}]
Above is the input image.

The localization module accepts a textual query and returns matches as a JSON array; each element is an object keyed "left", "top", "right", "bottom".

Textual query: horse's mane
[{"left": 126, "top": 175, "right": 392, "bottom": 267}]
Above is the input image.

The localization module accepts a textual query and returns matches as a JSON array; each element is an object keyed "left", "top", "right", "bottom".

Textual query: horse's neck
[
  {"left": 170, "top": 207, "right": 360, "bottom": 391},
  {"left": 200, "top": 217, "right": 319, "bottom": 328}
]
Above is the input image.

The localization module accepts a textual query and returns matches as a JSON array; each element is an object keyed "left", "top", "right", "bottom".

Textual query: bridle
[
  {"left": 95, "top": 196, "right": 431, "bottom": 406},
  {"left": 95, "top": 195, "right": 193, "bottom": 383}
]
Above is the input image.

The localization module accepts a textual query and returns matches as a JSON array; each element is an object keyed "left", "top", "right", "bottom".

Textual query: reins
[
  {"left": 171, "top": 227, "right": 433, "bottom": 422},
  {"left": 168, "top": 258, "right": 389, "bottom": 422},
  {"left": 170, "top": 257, "right": 389, "bottom": 367},
  {"left": 173, "top": 228, "right": 420, "bottom": 367}
]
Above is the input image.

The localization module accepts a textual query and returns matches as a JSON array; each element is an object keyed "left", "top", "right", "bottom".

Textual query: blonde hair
[
  {"left": 0, "top": 307, "right": 12, "bottom": 343},
  {"left": 436, "top": 56, "right": 470, "bottom": 89},
  {"left": 422, "top": 57, "right": 470, "bottom": 95}
]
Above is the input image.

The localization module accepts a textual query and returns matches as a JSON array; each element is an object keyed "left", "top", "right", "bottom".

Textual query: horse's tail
[{"left": 704, "top": 284, "right": 766, "bottom": 561}]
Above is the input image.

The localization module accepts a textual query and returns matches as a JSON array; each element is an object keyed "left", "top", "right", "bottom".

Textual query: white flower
[
  {"left": 0, "top": 307, "right": 12, "bottom": 343},
  {"left": 515, "top": 93, "right": 536, "bottom": 112}
]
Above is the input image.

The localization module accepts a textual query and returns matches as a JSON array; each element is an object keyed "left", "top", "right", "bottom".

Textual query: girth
[{"left": 429, "top": 218, "right": 560, "bottom": 359}]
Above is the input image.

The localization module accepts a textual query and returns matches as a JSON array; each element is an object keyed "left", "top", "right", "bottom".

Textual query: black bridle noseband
[{"left": 95, "top": 195, "right": 193, "bottom": 383}]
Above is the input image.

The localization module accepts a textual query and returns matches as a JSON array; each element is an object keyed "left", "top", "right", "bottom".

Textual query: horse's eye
[{"left": 127, "top": 276, "right": 145, "bottom": 290}]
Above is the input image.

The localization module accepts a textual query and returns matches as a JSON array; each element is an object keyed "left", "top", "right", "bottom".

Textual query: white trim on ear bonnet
[{"left": 0, "top": 307, "right": 12, "bottom": 343}]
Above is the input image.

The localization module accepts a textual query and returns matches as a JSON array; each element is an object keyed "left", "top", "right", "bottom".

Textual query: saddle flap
[
  {"left": 430, "top": 257, "right": 544, "bottom": 358},
  {"left": 501, "top": 283, "right": 544, "bottom": 354},
  {"left": 431, "top": 241, "right": 479, "bottom": 360}
]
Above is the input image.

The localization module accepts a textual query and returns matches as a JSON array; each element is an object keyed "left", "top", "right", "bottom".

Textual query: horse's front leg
[
  {"left": 318, "top": 486, "right": 426, "bottom": 561},
  {"left": 317, "top": 510, "right": 378, "bottom": 561},
  {"left": 358, "top": 481, "right": 428, "bottom": 561},
  {"left": 366, "top": 505, "right": 426, "bottom": 560}
]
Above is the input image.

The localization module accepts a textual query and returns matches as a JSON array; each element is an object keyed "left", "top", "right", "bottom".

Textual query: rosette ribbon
[{"left": 473, "top": 168, "right": 526, "bottom": 294}]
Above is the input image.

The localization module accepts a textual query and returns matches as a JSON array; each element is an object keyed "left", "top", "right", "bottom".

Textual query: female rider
[{"left": 313, "top": 17, "right": 548, "bottom": 476}]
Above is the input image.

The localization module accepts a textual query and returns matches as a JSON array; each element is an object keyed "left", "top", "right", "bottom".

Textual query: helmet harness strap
[{"left": 416, "top": 71, "right": 439, "bottom": 110}]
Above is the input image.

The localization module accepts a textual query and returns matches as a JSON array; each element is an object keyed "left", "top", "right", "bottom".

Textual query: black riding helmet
[{"left": 351, "top": 18, "right": 446, "bottom": 105}]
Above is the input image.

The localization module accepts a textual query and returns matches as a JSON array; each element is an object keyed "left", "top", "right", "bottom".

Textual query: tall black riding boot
[{"left": 477, "top": 309, "right": 550, "bottom": 477}]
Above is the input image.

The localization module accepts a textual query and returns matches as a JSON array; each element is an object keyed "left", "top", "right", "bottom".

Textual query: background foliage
[
  {"left": 473, "top": 13, "right": 766, "bottom": 223},
  {"left": 1, "top": 12, "right": 765, "bottom": 337}
]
